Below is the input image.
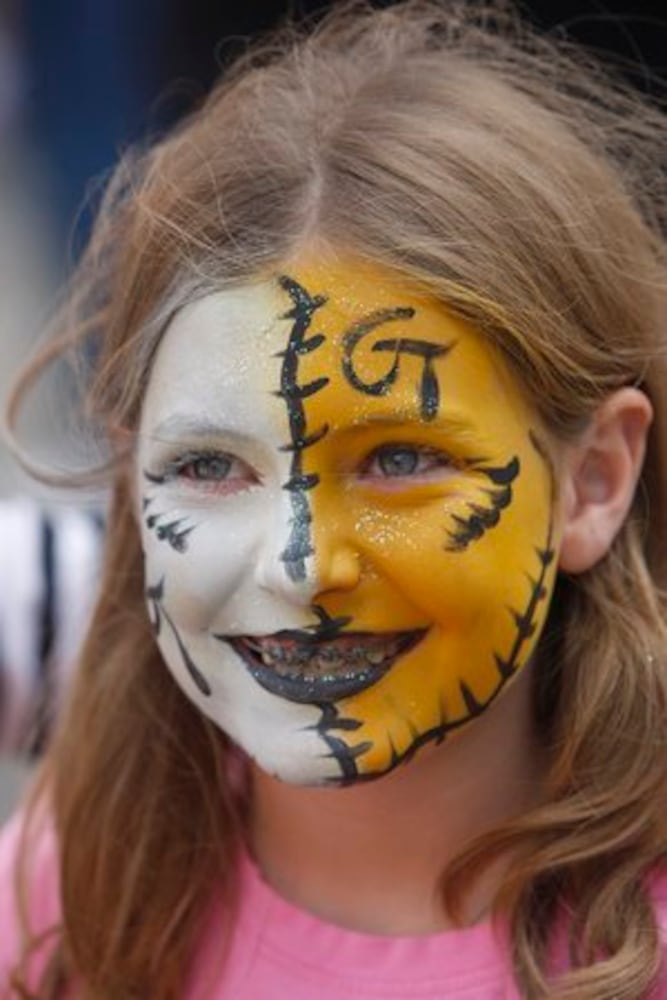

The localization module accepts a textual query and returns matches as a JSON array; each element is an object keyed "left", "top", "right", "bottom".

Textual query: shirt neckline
[{"left": 237, "top": 851, "right": 512, "bottom": 986}]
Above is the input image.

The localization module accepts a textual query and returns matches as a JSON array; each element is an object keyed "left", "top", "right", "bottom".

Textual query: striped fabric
[{"left": 0, "top": 498, "right": 102, "bottom": 755}]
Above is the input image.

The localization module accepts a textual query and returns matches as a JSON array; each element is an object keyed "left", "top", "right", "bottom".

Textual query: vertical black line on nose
[{"left": 275, "top": 275, "right": 330, "bottom": 583}]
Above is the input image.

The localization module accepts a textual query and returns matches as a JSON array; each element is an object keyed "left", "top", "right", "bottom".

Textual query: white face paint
[{"left": 137, "top": 282, "right": 342, "bottom": 784}]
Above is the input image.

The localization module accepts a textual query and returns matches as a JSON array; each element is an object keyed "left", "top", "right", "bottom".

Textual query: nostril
[
  {"left": 254, "top": 529, "right": 361, "bottom": 603},
  {"left": 254, "top": 543, "right": 321, "bottom": 605},
  {"left": 315, "top": 547, "right": 361, "bottom": 595}
]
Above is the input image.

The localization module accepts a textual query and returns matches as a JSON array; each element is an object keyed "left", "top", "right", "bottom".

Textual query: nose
[
  {"left": 255, "top": 520, "right": 361, "bottom": 606},
  {"left": 313, "top": 543, "right": 361, "bottom": 597}
]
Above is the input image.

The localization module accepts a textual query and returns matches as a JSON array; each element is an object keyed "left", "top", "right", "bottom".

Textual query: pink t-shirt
[{"left": 1, "top": 812, "right": 666, "bottom": 1000}]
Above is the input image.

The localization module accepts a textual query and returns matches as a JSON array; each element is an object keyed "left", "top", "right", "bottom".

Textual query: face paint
[{"left": 137, "top": 259, "right": 559, "bottom": 786}]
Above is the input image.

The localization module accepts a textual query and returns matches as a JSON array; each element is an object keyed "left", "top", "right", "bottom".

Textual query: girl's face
[{"left": 137, "top": 257, "right": 559, "bottom": 785}]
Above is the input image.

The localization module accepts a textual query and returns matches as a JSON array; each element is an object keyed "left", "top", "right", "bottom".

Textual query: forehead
[
  {"left": 141, "top": 258, "right": 532, "bottom": 435},
  {"left": 140, "top": 280, "right": 290, "bottom": 444},
  {"left": 144, "top": 280, "right": 286, "bottom": 400}
]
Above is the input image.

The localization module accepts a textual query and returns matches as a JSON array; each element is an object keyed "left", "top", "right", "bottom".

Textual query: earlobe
[{"left": 558, "top": 388, "right": 652, "bottom": 574}]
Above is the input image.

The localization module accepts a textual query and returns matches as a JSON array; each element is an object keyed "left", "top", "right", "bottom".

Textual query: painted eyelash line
[
  {"left": 445, "top": 454, "right": 521, "bottom": 552},
  {"left": 141, "top": 496, "right": 197, "bottom": 554}
]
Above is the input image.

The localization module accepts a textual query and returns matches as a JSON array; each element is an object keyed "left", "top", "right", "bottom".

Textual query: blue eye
[
  {"left": 145, "top": 449, "right": 259, "bottom": 494},
  {"left": 361, "top": 443, "right": 453, "bottom": 483},
  {"left": 185, "top": 455, "right": 233, "bottom": 480},
  {"left": 376, "top": 446, "right": 420, "bottom": 477}
]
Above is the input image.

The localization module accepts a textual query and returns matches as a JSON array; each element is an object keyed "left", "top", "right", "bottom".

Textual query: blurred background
[{"left": 0, "top": 0, "right": 665, "bottom": 817}]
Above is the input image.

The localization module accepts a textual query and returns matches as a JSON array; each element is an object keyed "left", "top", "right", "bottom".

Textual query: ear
[{"left": 558, "top": 388, "right": 652, "bottom": 573}]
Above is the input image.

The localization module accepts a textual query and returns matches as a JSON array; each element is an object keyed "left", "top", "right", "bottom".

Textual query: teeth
[
  {"left": 253, "top": 644, "right": 393, "bottom": 674},
  {"left": 236, "top": 632, "right": 420, "bottom": 678},
  {"left": 271, "top": 655, "right": 371, "bottom": 679},
  {"left": 265, "top": 643, "right": 285, "bottom": 661},
  {"left": 230, "top": 629, "right": 426, "bottom": 701}
]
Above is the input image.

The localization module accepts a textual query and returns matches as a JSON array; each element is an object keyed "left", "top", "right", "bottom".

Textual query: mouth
[{"left": 219, "top": 629, "right": 428, "bottom": 703}]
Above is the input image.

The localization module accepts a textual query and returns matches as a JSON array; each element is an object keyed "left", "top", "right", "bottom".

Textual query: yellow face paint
[{"left": 277, "top": 256, "right": 558, "bottom": 780}]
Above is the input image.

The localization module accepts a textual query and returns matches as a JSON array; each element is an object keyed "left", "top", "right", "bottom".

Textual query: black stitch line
[
  {"left": 491, "top": 433, "right": 556, "bottom": 684},
  {"left": 310, "top": 604, "right": 354, "bottom": 638},
  {"left": 276, "top": 275, "right": 330, "bottom": 583},
  {"left": 277, "top": 605, "right": 354, "bottom": 644},
  {"left": 282, "top": 473, "right": 320, "bottom": 493},
  {"left": 310, "top": 703, "right": 370, "bottom": 782},
  {"left": 277, "top": 424, "right": 330, "bottom": 453}
]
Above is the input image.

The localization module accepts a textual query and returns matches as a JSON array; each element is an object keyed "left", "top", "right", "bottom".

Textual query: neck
[{"left": 249, "top": 667, "right": 544, "bottom": 935}]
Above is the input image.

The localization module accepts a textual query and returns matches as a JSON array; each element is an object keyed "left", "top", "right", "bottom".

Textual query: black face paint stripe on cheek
[
  {"left": 142, "top": 491, "right": 195, "bottom": 554},
  {"left": 445, "top": 455, "right": 521, "bottom": 552},
  {"left": 146, "top": 576, "right": 212, "bottom": 696},
  {"left": 146, "top": 576, "right": 165, "bottom": 635},
  {"left": 275, "top": 275, "right": 330, "bottom": 583},
  {"left": 341, "top": 308, "right": 454, "bottom": 421}
]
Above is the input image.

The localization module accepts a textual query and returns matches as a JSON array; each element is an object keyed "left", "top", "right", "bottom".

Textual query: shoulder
[{"left": 0, "top": 808, "right": 61, "bottom": 995}]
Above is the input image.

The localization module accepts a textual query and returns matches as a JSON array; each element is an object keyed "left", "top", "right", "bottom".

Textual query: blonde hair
[{"left": 6, "top": 2, "right": 667, "bottom": 998}]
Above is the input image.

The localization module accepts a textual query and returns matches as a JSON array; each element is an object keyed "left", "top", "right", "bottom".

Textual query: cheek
[
  {"left": 380, "top": 546, "right": 513, "bottom": 628},
  {"left": 351, "top": 500, "right": 509, "bottom": 620},
  {"left": 141, "top": 513, "right": 256, "bottom": 632}
]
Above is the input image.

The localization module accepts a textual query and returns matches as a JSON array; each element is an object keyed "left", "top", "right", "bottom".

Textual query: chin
[
  {"left": 245, "top": 744, "right": 360, "bottom": 788},
  {"left": 247, "top": 743, "right": 399, "bottom": 789}
]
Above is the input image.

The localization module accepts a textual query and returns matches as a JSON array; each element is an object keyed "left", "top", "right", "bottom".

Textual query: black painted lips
[{"left": 218, "top": 629, "right": 428, "bottom": 704}]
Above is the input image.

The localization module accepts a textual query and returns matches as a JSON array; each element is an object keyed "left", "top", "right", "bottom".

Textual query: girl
[{"left": 2, "top": 2, "right": 667, "bottom": 997}]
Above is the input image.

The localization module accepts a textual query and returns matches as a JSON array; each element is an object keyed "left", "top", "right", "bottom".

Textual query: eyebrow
[
  {"left": 349, "top": 411, "right": 479, "bottom": 436},
  {"left": 149, "top": 410, "right": 480, "bottom": 443},
  {"left": 146, "top": 414, "right": 256, "bottom": 447}
]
